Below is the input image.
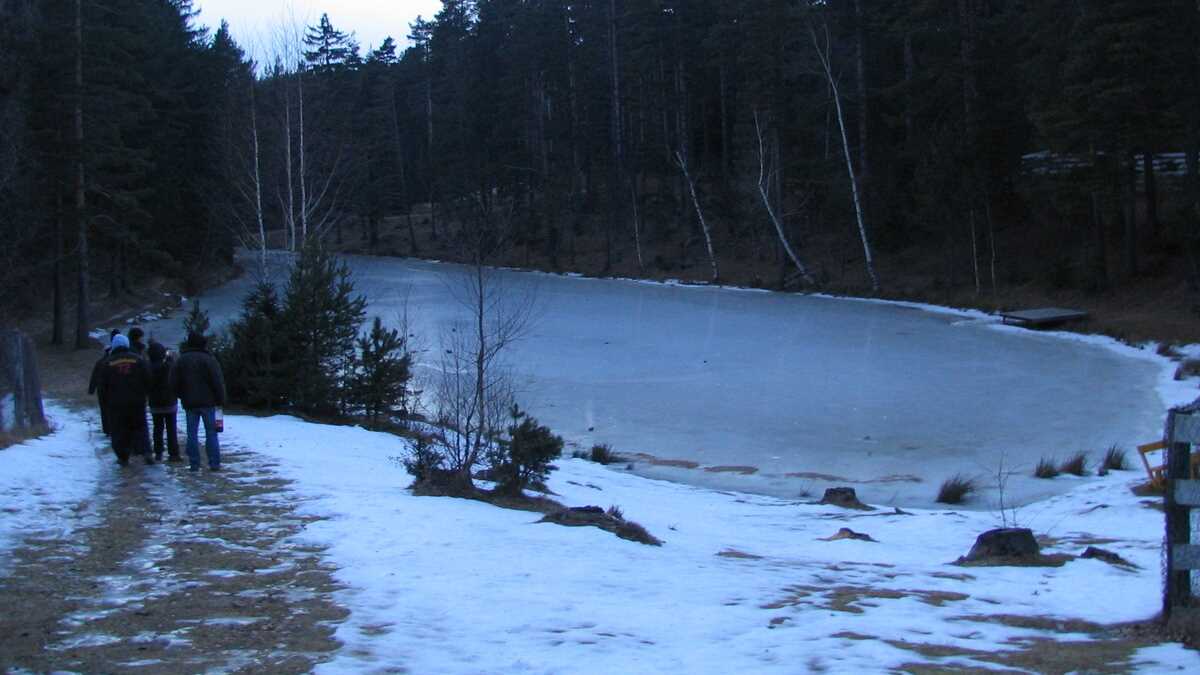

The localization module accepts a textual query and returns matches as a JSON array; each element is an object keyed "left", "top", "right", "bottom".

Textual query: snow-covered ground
[
  {"left": 222, "top": 412, "right": 1200, "bottom": 673},
  {"left": 4, "top": 402, "right": 1200, "bottom": 671},
  {"left": 136, "top": 253, "right": 1185, "bottom": 508},
  {"left": 0, "top": 404, "right": 107, "bottom": 575}
]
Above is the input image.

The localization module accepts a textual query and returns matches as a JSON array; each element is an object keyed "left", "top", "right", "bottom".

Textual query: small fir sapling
[
  {"left": 348, "top": 317, "right": 412, "bottom": 427},
  {"left": 489, "top": 404, "right": 563, "bottom": 495}
]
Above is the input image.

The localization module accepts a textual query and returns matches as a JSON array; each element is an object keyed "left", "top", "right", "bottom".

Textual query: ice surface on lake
[{"left": 146, "top": 253, "right": 1169, "bottom": 507}]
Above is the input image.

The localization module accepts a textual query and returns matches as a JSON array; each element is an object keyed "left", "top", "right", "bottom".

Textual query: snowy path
[{"left": 0, "top": 413, "right": 347, "bottom": 673}]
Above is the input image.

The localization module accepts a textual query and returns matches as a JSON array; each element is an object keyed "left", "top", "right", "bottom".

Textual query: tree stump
[
  {"left": 962, "top": 528, "right": 1040, "bottom": 562},
  {"left": 0, "top": 329, "right": 44, "bottom": 434},
  {"left": 818, "top": 486, "right": 874, "bottom": 511}
]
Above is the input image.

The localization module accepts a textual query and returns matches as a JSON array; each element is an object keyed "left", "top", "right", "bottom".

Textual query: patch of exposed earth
[{"left": 0, "top": 445, "right": 348, "bottom": 673}]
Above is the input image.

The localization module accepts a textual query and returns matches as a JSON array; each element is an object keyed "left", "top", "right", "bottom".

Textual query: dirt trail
[{"left": 0, "top": 444, "right": 348, "bottom": 673}]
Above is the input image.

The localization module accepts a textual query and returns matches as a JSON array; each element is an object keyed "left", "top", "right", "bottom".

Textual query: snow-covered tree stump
[
  {"left": 0, "top": 329, "right": 45, "bottom": 434},
  {"left": 819, "top": 487, "right": 874, "bottom": 511},
  {"left": 962, "top": 527, "right": 1039, "bottom": 562}
]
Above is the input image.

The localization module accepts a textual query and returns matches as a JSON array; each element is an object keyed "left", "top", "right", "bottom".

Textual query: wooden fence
[{"left": 1165, "top": 401, "right": 1200, "bottom": 621}]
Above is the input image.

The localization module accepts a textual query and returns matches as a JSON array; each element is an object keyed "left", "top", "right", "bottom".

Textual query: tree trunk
[
  {"left": 423, "top": 64, "right": 438, "bottom": 241},
  {"left": 605, "top": 0, "right": 622, "bottom": 273},
  {"left": 1142, "top": 150, "right": 1158, "bottom": 237},
  {"left": 631, "top": 180, "right": 644, "bottom": 273},
  {"left": 52, "top": 189, "right": 64, "bottom": 346},
  {"left": 73, "top": 0, "right": 89, "bottom": 349},
  {"left": 812, "top": 24, "right": 879, "bottom": 292},
  {"left": 1187, "top": 0, "right": 1200, "bottom": 289},
  {"left": 754, "top": 110, "right": 813, "bottom": 285},
  {"left": 1089, "top": 188, "right": 1109, "bottom": 290},
  {"left": 853, "top": 0, "right": 870, "bottom": 197},
  {"left": 297, "top": 71, "right": 308, "bottom": 243},
  {"left": 1123, "top": 154, "right": 1138, "bottom": 277},
  {"left": 283, "top": 87, "right": 296, "bottom": 251},
  {"left": 675, "top": 151, "right": 718, "bottom": 282},
  {"left": 250, "top": 81, "right": 266, "bottom": 274},
  {"left": 719, "top": 61, "right": 729, "bottom": 182},
  {"left": 903, "top": 32, "right": 915, "bottom": 140}
]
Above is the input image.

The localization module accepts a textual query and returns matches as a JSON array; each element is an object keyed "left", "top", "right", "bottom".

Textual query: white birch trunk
[
  {"left": 283, "top": 89, "right": 296, "bottom": 251},
  {"left": 250, "top": 81, "right": 267, "bottom": 275},
  {"left": 811, "top": 24, "right": 879, "bottom": 292},
  {"left": 674, "top": 151, "right": 718, "bottom": 282},
  {"left": 754, "top": 110, "right": 813, "bottom": 286},
  {"left": 298, "top": 70, "right": 308, "bottom": 244}
]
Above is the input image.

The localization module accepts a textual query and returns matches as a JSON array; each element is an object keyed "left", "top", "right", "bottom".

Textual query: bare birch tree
[
  {"left": 270, "top": 7, "right": 350, "bottom": 249},
  {"left": 811, "top": 22, "right": 879, "bottom": 293},
  {"left": 753, "top": 109, "right": 814, "bottom": 286},
  {"left": 431, "top": 200, "right": 536, "bottom": 490},
  {"left": 674, "top": 150, "right": 719, "bottom": 283}
]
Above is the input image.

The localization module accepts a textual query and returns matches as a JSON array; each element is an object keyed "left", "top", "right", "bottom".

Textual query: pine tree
[
  {"left": 304, "top": 13, "right": 359, "bottom": 71},
  {"left": 222, "top": 281, "right": 287, "bottom": 409},
  {"left": 348, "top": 316, "right": 412, "bottom": 427},
  {"left": 489, "top": 404, "right": 563, "bottom": 495},
  {"left": 181, "top": 299, "right": 211, "bottom": 341},
  {"left": 278, "top": 243, "right": 366, "bottom": 416}
]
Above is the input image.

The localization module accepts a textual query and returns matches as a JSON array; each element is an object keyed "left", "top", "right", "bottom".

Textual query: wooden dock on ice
[{"left": 997, "top": 307, "right": 1090, "bottom": 329}]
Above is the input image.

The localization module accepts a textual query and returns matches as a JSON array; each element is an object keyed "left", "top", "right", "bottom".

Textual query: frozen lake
[{"left": 145, "top": 253, "right": 1172, "bottom": 508}]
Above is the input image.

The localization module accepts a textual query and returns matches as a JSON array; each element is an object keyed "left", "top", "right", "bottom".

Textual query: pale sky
[{"left": 193, "top": 0, "right": 442, "bottom": 58}]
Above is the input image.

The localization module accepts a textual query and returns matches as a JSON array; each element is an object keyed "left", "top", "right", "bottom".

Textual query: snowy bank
[
  {"left": 227, "top": 414, "right": 1199, "bottom": 673},
  {"left": 0, "top": 403, "right": 107, "bottom": 574}
]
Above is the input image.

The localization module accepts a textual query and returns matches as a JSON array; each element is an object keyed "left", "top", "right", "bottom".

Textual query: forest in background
[{"left": 2, "top": 0, "right": 1199, "bottom": 346}]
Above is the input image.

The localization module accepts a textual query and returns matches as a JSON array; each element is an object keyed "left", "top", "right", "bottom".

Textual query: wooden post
[{"left": 1165, "top": 404, "right": 1200, "bottom": 620}]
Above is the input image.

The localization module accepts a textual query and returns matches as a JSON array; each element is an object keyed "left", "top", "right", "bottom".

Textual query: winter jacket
[
  {"left": 172, "top": 346, "right": 226, "bottom": 410},
  {"left": 88, "top": 355, "right": 107, "bottom": 395},
  {"left": 147, "top": 343, "right": 177, "bottom": 412},
  {"left": 96, "top": 347, "right": 152, "bottom": 415}
]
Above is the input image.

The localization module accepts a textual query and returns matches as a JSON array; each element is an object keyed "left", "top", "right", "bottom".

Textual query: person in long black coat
[
  {"left": 87, "top": 329, "right": 120, "bottom": 436},
  {"left": 96, "top": 334, "right": 154, "bottom": 466},
  {"left": 147, "top": 341, "right": 181, "bottom": 462}
]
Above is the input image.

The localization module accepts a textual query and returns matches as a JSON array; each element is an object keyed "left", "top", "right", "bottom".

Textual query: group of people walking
[{"left": 88, "top": 327, "right": 227, "bottom": 472}]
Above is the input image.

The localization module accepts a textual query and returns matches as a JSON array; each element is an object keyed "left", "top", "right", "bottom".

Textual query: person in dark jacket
[
  {"left": 147, "top": 341, "right": 181, "bottom": 462},
  {"left": 128, "top": 326, "right": 147, "bottom": 355},
  {"left": 96, "top": 334, "right": 154, "bottom": 466},
  {"left": 171, "top": 332, "right": 227, "bottom": 472},
  {"left": 87, "top": 329, "right": 121, "bottom": 436}
]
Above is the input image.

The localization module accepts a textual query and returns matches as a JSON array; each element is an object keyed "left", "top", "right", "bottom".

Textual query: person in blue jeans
[{"left": 170, "top": 332, "right": 227, "bottom": 471}]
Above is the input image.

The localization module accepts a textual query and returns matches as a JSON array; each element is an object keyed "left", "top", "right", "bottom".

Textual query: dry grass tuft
[
  {"left": 1059, "top": 451, "right": 1089, "bottom": 477},
  {"left": 936, "top": 474, "right": 977, "bottom": 504},
  {"left": 1034, "top": 457, "right": 1059, "bottom": 479},
  {"left": 1101, "top": 445, "right": 1128, "bottom": 472}
]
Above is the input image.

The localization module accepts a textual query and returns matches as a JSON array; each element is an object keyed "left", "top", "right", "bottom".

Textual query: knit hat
[{"left": 110, "top": 334, "right": 130, "bottom": 350}]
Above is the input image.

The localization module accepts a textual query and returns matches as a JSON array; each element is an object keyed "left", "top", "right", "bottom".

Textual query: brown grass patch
[
  {"left": 831, "top": 631, "right": 875, "bottom": 641},
  {"left": 763, "top": 585, "right": 969, "bottom": 614},
  {"left": 704, "top": 465, "right": 758, "bottom": 475},
  {"left": 630, "top": 453, "right": 700, "bottom": 469},
  {"left": 717, "top": 549, "right": 763, "bottom": 560}
]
